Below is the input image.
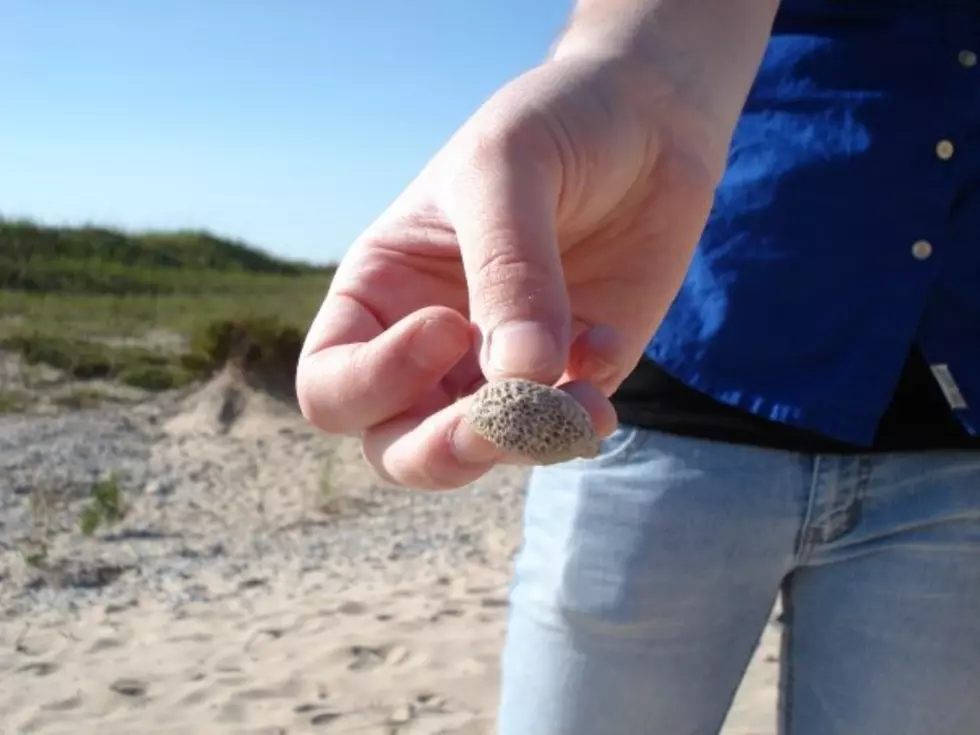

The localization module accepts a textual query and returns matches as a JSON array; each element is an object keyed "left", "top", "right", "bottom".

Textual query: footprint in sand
[
  {"left": 291, "top": 696, "right": 345, "bottom": 728},
  {"left": 167, "top": 631, "right": 215, "bottom": 645},
  {"left": 382, "top": 693, "right": 486, "bottom": 734},
  {"left": 234, "top": 677, "right": 304, "bottom": 701},
  {"left": 309, "top": 710, "right": 343, "bottom": 726},
  {"left": 87, "top": 635, "right": 125, "bottom": 653},
  {"left": 177, "top": 683, "right": 215, "bottom": 708},
  {"left": 346, "top": 642, "right": 415, "bottom": 671},
  {"left": 212, "top": 653, "right": 245, "bottom": 673},
  {"left": 40, "top": 692, "right": 84, "bottom": 712},
  {"left": 337, "top": 600, "right": 368, "bottom": 616},
  {"left": 429, "top": 606, "right": 466, "bottom": 623},
  {"left": 17, "top": 661, "right": 59, "bottom": 677},
  {"left": 109, "top": 677, "right": 149, "bottom": 697}
]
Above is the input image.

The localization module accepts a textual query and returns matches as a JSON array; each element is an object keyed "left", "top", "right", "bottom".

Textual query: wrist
[{"left": 551, "top": 0, "right": 780, "bottom": 138}]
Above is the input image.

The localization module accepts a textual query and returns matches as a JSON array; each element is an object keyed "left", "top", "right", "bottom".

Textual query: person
[{"left": 296, "top": 0, "right": 980, "bottom": 732}]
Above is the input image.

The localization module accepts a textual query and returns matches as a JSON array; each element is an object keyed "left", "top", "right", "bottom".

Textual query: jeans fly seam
[{"left": 794, "top": 454, "right": 822, "bottom": 565}]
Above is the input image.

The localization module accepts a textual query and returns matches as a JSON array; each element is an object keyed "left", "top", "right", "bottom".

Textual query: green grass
[
  {"left": 0, "top": 215, "right": 332, "bottom": 337},
  {"left": 79, "top": 474, "right": 127, "bottom": 536},
  {"left": 0, "top": 218, "right": 335, "bottom": 394},
  {"left": 2, "top": 313, "right": 310, "bottom": 392},
  {"left": 0, "top": 276, "right": 327, "bottom": 339},
  {"left": 0, "top": 332, "right": 201, "bottom": 388},
  {"left": 0, "top": 389, "right": 31, "bottom": 413},
  {"left": 1, "top": 217, "right": 323, "bottom": 282}
]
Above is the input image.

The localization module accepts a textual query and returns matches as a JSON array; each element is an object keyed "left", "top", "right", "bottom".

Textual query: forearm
[{"left": 552, "top": 0, "right": 780, "bottom": 136}]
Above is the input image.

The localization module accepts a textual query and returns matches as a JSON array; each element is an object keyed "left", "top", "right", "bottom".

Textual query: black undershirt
[{"left": 610, "top": 348, "right": 980, "bottom": 453}]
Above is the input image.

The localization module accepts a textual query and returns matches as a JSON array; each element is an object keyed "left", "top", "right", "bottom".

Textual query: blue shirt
[{"left": 646, "top": 0, "right": 980, "bottom": 446}]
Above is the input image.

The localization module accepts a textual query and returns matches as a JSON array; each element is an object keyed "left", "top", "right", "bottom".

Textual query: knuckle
[
  {"left": 471, "top": 248, "right": 543, "bottom": 322},
  {"left": 466, "top": 115, "right": 554, "bottom": 168},
  {"left": 447, "top": 117, "right": 560, "bottom": 212},
  {"left": 476, "top": 245, "right": 533, "bottom": 290}
]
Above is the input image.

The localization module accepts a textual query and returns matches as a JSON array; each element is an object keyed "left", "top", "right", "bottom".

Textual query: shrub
[
  {"left": 79, "top": 474, "right": 128, "bottom": 536},
  {"left": 187, "top": 316, "right": 304, "bottom": 390},
  {"left": 0, "top": 332, "right": 209, "bottom": 390}
]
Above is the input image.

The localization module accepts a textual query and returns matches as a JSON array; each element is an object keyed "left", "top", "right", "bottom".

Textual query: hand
[{"left": 296, "top": 55, "right": 724, "bottom": 490}]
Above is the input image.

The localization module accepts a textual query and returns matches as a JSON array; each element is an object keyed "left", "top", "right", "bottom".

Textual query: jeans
[{"left": 497, "top": 425, "right": 980, "bottom": 735}]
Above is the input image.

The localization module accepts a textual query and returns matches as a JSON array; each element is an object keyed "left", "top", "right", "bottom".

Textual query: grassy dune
[{"left": 1, "top": 218, "right": 335, "bottom": 394}]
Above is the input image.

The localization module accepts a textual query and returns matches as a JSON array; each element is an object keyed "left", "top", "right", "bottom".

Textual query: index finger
[{"left": 296, "top": 295, "right": 473, "bottom": 435}]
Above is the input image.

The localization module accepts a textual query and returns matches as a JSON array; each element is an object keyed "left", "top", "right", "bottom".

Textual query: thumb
[{"left": 444, "top": 131, "right": 571, "bottom": 385}]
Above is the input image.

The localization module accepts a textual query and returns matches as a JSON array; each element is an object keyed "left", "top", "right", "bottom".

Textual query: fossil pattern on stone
[{"left": 467, "top": 379, "right": 600, "bottom": 465}]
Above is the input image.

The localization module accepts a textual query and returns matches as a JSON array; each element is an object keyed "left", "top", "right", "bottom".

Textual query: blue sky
[{"left": 0, "top": 1, "right": 570, "bottom": 265}]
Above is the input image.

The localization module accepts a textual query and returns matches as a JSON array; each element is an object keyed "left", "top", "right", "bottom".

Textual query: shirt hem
[{"left": 645, "top": 345, "right": 884, "bottom": 448}]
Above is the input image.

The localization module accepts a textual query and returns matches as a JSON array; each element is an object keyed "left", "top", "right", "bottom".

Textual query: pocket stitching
[{"left": 571, "top": 424, "right": 642, "bottom": 467}]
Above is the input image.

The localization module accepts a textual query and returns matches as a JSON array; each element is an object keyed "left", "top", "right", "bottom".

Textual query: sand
[
  {"left": 0, "top": 360, "right": 781, "bottom": 734},
  {"left": 0, "top": 575, "right": 781, "bottom": 735}
]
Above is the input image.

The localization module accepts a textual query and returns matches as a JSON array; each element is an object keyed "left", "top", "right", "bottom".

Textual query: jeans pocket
[{"left": 569, "top": 423, "right": 643, "bottom": 468}]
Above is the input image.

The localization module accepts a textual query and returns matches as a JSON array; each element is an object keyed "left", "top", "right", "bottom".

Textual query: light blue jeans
[{"left": 497, "top": 424, "right": 980, "bottom": 735}]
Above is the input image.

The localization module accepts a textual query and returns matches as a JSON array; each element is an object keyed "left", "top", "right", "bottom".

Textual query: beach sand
[{"left": 1, "top": 365, "right": 780, "bottom": 734}]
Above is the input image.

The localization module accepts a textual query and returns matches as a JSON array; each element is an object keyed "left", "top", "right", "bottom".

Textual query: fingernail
[
  {"left": 410, "top": 319, "right": 468, "bottom": 371},
  {"left": 576, "top": 324, "right": 625, "bottom": 387},
  {"left": 486, "top": 320, "right": 562, "bottom": 378}
]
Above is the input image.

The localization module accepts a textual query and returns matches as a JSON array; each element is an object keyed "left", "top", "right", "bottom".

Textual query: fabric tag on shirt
[{"left": 930, "top": 364, "right": 968, "bottom": 410}]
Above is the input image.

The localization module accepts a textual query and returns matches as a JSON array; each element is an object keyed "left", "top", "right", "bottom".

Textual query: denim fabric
[{"left": 497, "top": 426, "right": 980, "bottom": 734}]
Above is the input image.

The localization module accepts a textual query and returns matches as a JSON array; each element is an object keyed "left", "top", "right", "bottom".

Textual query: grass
[
  {"left": 22, "top": 484, "right": 58, "bottom": 567},
  {"left": 79, "top": 473, "right": 128, "bottom": 536},
  {"left": 0, "top": 217, "right": 335, "bottom": 397},
  {"left": 0, "top": 273, "right": 329, "bottom": 339},
  {"left": 0, "top": 389, "right": 31, "bottom": 413},
  {"left": 1, "top": 217, "right": 323, "bottom": 289},
  {"left": 53, "top": 388, "right": 107, "bottom": 410},
  {"left": 2, "top": 313, "right": 308, "bottom": 393},
  {"left": 19, "top": 473, "right": 131, "bottom": 565},
  {"left": 0, "top": 332, "right": 202, "bottom": 389},
  {"left": 4, "top": 218, "right": 338, "bottom": 547}
]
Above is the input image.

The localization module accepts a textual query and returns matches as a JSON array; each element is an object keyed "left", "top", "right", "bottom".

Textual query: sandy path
[{"left": 1, "top": 571, "right": 780, "bottom": 735}]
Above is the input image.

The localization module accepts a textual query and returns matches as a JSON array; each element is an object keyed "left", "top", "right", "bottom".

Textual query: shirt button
[
  {"left": 959, "top": 49, "right": 978, "bottom": 68},
  {"left": 936, "top": 139, "right": 955, "bottom": 160},
  {"left": 912, "top": 240, "right": 933, "bottom": 260}
]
